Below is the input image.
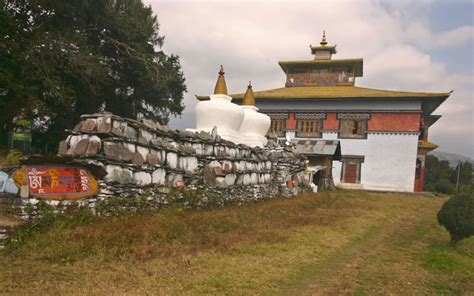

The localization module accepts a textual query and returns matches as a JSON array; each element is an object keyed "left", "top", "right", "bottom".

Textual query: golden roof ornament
[
  {"left": 242, "top": 81, "right": 256, "bottom": 106},
  {"left": 320, "top": 30, "right": 328, "bottom": 46},
  {"left": 214, "top": 65, "right": 228, "bottom": 95}
]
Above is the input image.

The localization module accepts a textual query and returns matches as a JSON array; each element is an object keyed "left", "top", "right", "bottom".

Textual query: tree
[
  {"left": 1, "top": 0, "right": 186, "bottom": 153},
  {"left": 437, "top": 192, "right": 474, "bottom": 244},
  {"left": 424, "top": 155, "right": 454, "bottom": 192}
]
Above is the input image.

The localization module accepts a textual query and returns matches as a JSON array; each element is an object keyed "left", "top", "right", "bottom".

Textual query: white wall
[{"left": 322, "top": 131, "right": 419, "bottom": 192}]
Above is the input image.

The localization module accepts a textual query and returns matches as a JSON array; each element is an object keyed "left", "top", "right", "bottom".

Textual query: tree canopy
[{"left": 1, "top": 0, "right": 186, "bottom": 153}]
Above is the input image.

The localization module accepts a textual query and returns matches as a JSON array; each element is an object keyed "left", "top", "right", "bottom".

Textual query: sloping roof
[
  {"left": 197, "top": 86, "right": 450, "bottom": 100},
  {"left": 418, "top": 140, "right": 438, "bottom": 150},
  {"left": 196, "top": 86, "right": 451, "bottom": 115},
  {"left": 424, "top": 115, "right": 442, "bottom": 127},
  {"left": 310, "top": 45, "right": 337, "bottom": 54},
  {"left": 292, "top": 139, "right": 341, "bottom": 160},
  {"left": 279, "top": 58, "right": 363, "bottom": 76}
]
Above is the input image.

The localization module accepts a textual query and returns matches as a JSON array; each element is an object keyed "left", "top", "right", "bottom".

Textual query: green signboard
[{"left": 12, "top": 132, "right": 32, "bottom": 142}]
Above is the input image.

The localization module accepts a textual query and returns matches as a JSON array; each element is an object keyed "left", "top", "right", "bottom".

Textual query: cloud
[{"left": 145, "top": 1, "right": 473, "bottom": 158}]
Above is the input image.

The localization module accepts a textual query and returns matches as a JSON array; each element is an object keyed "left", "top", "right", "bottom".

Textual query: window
[
  {"left": 341, "top": 156, "right": 364, "bottom": 184},
  {"left": 297, "top": 119, "right": 322, "bottom": 137},
  {"left": 338, "top": 113, "right": 369, "bottom": 139},
  {"left": 269, "top": 119, "right": 285, "bottom": 136}
]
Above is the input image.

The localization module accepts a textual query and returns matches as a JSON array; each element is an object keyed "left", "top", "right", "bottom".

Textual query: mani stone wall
[{"left": 44, "top": 112, "right": 306, "bottom": 214}]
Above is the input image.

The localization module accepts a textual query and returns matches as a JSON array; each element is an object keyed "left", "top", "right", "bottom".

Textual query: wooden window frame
[
  {"left": 296, "top": 119, "right": 322, "bottom": 138},
  {"left": 337, "top": 113, "right": 370, "bottom": 139},
  {"left": 269, "top": 119, "right": 286, "bottom": 137}
]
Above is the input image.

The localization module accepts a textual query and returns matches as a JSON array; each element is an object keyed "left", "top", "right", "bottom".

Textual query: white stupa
[
  {"left": 238, "top": 82, "right": 271, "bottom": 147},
  {"left": 194, "top": 66, "right": 244, "bottom": 143}
]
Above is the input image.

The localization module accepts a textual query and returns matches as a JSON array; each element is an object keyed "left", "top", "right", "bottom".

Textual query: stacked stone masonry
[{"left": 2, "top": 113, "right": 308, "bottom": 223}]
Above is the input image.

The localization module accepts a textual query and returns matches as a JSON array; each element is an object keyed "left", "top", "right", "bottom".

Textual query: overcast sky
[{"left": 144, "top": 0, "right": 473, "bottom": 158}]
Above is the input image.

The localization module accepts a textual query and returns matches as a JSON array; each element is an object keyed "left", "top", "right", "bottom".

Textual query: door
[{"left": 344, "top": 163, "right": 358, "bottom": 183}]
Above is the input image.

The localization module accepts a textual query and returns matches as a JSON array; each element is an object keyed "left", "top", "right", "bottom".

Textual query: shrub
[
  {"left": 437, "top": 192, "right": 474, "bottom": 244},
  {"left": 6, "top": 149, "right": 22, "bottom": 166},
  {"left": 434, "top": 179, "right": 455, "bottom": 194}
]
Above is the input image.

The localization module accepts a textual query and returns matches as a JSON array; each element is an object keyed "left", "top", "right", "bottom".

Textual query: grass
[{"left": 0, "top": 190, "right": 473, "bottom": 295}]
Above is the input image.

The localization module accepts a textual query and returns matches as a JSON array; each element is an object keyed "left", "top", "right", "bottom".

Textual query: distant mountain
[{"left": 429, "top": 151, "right": 473, "bottom": 168}]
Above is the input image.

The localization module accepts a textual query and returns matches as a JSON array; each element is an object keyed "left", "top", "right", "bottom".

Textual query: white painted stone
[
  {"left": 185, "top": 157, "right": 198, "bottom": 173},
  {"left": 243, "top": 174, "right": 252, "bottom": 185},
  {"left": 209, "top": 160, "right": 221, "bottom": 169},
  {"left": 215, "top": 177, "right": 227, "bottom": 188},
  {"left": 104, "top": 165, "right": 133, "bottom": 184},
  {"left": 251, "top": 173, "right": 259, "bottom": 184},
  {"left": 152, "top": 169, "right": 166, "bottom": 185},
  {"left": 166, "top": 152, "right": 178, "bottom": 169},
  {"left": 204, "top": 145, "right": 214, "bottom": 156},
  {"left": 192, "top": 143, "right": 203, "bottom": 155},
  {"left": 238, "top": 161, "right": 246, "bottom": 172},
  {"left": 246, "top": 162, "right": 254, "bottom": 171},
  {"left": 125, "top": 142, "right": 136, "bottom": 154},
  {"left": 266, "top": 161, "right": 272, "bottom": 170},
  {"left": 29, "top": 198, "right": 39, "bottom": 205},
  {"left": 139, "top": 129, "right": 154, "bottom": 142},
  {"left": 133, "top": 171, "right": 152, "bottom": 185},
  {"left": 136, "top": 145, "right": 149, "bottom": 160},
  {"left": 225, "top": 174, "right": 236, "bottom": 186},
  {"left": 47, "top": 200, "right": 60, "bottom": 207}
]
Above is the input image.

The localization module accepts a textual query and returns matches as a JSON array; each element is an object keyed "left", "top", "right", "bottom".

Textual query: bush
[
  {"left": 6, "top": 149, "right": 22, "bottom": 166},
  {"left": 437, "top": 192, "right": 474, "bottom": 243},
  {"left": 434, "top": 179, "right": 455, "bottom": 194}
]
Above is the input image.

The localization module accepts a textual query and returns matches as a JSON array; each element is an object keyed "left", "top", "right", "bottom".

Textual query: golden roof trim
[
  {"left": 196, "top": 86, "right": 451, "bottom": 101},
  {"left": 418, "top": 140, "right": 438, "bottom": 150}
]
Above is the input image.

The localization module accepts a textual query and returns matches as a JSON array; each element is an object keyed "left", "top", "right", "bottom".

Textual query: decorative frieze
[{"left": 337, "top": 113, "right": 370, "bottom": 120}]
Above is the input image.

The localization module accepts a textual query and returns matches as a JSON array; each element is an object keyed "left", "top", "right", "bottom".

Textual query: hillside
[
  {"left": 430, "top": 151, "right": 473, "bottom": 167},
  {"left": 0, "top": 191, "right": 472, "bottom": 295}
]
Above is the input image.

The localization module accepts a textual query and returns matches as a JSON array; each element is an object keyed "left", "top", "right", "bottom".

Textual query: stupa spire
[
  {"left": 320, "top": 30, "right": 327, "bottom": 46},
  {"left": 214, "top": 65, "right": 228, "bottom": 95},
  {"left": 242, "top": 81, "right": 256, "bottom": 106}
]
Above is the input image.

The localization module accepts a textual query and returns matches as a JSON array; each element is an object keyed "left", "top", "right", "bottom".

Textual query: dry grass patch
[{"left": 0, "top": 190, "right": 472, "bottom": 295}]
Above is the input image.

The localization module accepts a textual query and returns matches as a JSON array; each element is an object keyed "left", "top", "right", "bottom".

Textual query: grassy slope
[{"left": 0, "top": 191, "right": 472, "bottom": 295}]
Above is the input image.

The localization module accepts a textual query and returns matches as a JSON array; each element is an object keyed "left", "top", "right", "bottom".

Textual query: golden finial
[
  {"left": 214, "top": 65, "right": 228, "bottom": 95},
  {"left": 320, "top": 30, "right": 327, "bottom": 46},
  {"left": 242, "top": 81, "right": 256, "bottom": 106}
]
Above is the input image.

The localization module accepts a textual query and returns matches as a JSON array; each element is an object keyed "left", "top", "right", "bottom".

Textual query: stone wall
[{"left": 3, "top": 112, "right": 308, "bottom": 222}]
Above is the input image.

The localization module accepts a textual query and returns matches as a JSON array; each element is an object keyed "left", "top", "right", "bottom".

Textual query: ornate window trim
[
  {"left": 266, "top": 112, "right": 289, "bottom": 120},
  {"left": 337, "top": 113, "right": 370, "bottom": 120},
  {"left": 295, "top": 112, "right": 326, "bottom": 120}
]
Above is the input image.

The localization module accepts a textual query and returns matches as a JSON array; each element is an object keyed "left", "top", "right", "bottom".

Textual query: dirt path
[{"left": 283, "top": 199, "right": 442, "bottom": 295}]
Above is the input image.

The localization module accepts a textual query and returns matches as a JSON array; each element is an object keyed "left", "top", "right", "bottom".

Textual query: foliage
[
  {"left": 425, "top": 155, "right": 472, "bottom": 194},
  {"left": 5, "top": 148, "right": 22, "bottom": 166},
  {"left": 434, "top": 179, "right": 455, "bottom": 194},
  {"left": 0, "top": 0, "right": 186, "bottom": 153},
  {"left": 437, "top": 192, "right": 474, "bottom": 243}
]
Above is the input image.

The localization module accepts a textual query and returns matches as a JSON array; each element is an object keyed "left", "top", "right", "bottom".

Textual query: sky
[{"left": 144, "top": 0, "right": 473, "bottom": 158}]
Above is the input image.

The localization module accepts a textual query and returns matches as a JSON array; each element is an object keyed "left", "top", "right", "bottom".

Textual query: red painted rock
[
  {"left": 213, "top": 166, "right": 223, "bottom": 176},
  {"left": 175, "top": 181, "right": 185, "bottom": 189}
]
